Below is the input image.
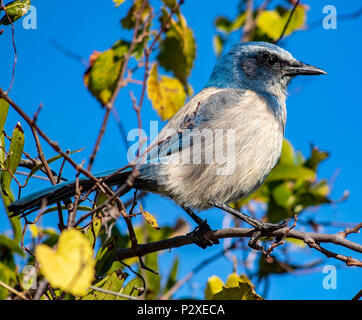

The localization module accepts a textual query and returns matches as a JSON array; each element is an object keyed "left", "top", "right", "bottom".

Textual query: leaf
[
  {"left": 272, "top": 182, "right": 294, "bottom": 208},
  {"left": 157, "top": 13, "right": 196, "bottom": 86},
  {"left": 214, "top": 16, "right": 232, "bottom": 33},
  {"left": 0, "top": 0, "right": 31, "bottom": 25},
  {"left": 0, "top": 234, "right": 24, "bottom": 256},
  {"left": 204, "top": 275, "right": 224, "bottom": 300},
  {"left": 147, "top": 63, "right": 186, "bottom": 120},
  {"left": 305, "top": 146, "right": 329, "bottom": 172},
  {"left": 1, "top": 122, "right": 24, "bottom": 242},
  {"left": 266, "top": 163, "right": 316, "bottom": 182},
  {"left": 23, "top": 148, "right": 84, "bottom": 186},
  {"left": 163, "top": 256, "right": 179, "bottom": 295},
  {"left": 1, "top": 122, "right": 24, "bottom": 202},
  {"left": 121, "top": 0, "right": 151, "bottom": 30},
  {"left": 113, "top": 0, "right": 126, "bottom": 6},
  {"left": 0, "top": 98, "right": 9, "bottom": 135},
  {"left": 280, "top": 139, "right": 295, "bottom": 165},
  {"left": 144, "top": 252, "right": 160, "bottom": 299},
  {"left": 256, "top": 5, "right": 306, "bottom": 41},
  {"left": 285, "top": 237, "right": 306, "bottom": 248},
  {"left": 213, "top": 274, "right": 263, "bottom": 300},
  {"left": 161, "top": 0, "right": 176, "bottom": 9},
  {"left": 35, "top": 229, "right": 95, "bottom": 296},
  {"left": 213, "top": 34, "right": 224, "bottom": 57},
  {"left": 0, "top": 132, "right": 5, "bottom": 170},
  {"left": 85, "top": 217, "right": 102, "bottom": 249},
  {"left": 83, "top": 270, "right": 127, "bottom": 300},
  {"left": 84, "top": 48, "right": 123, "bottom": 106},
  {"left": 140, "top": 204, "right": 160, "bottom": 230},
  {"left": 120, "top": 277, "right": 144, "bottom": 299}
]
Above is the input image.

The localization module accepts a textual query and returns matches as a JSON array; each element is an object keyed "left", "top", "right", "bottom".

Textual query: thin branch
[
  {"left": 0, "top": 279, "right": 28, "bottom": 300},
  {"left": 275, "top": 0, "right": 301, "bottom": 44},
  {"left": 116, "top": 225, "right": 362, "bottom": 267}
]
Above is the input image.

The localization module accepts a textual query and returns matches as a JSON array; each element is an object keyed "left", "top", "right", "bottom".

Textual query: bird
[{"left": 8, "top": 41, "right": 326, "bottom": 249}]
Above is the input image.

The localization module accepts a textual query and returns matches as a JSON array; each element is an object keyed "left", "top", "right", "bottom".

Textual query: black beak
[{"left": 284, "top": 61, "right": 327, "bottom": 76}]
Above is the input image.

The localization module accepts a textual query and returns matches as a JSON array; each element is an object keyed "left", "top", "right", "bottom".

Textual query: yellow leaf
[
  {"left": 147, "top": 63, "right": 186, "bottom": 120},
  {"left": 225, "top": 273, "right": 240, "bottom": 288},
  {"left": 113, "top": 0, "right": 126, "bottom": 6},
  {"left": 29, "top": 224, "right": 38, "bottom": 238},
  {"left": 35, "top": 229, "right": 95, "bottom": 296},
  {"left": 140, "top": 205, "right": 160, "bottom": 230},
  {"left": 204, "top": 275, "right": 224, "bottom": 300},
  {"left": 257, "top": 6, "right": 305, "bottom": 40},
  {"left": 286, "top": 237, "right": 306, "bottom": 248}
]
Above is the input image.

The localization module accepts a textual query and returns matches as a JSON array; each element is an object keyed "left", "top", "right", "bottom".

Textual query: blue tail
[{"left": 8, "top": 169, "right": 132, "bottom": 217}]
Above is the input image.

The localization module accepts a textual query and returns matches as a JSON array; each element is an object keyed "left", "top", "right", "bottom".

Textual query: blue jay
[{"left": 8, "top": 42, "right": 326, "bottom": 248}]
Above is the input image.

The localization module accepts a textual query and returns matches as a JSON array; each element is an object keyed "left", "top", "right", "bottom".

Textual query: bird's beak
[{"left": 284, "top": 61, "right": 327, "bottom": 76}]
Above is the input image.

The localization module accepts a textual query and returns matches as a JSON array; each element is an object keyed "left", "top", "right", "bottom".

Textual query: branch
[
  {"left": 116, "top": 225, "right": 362, "bottom": 267},
  {"left": 275, "top": 0, "right": 301, "bottom": 44}
]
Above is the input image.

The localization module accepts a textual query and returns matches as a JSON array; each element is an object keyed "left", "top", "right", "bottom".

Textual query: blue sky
[{"left": 0, "top": 0, "right": 361, "bottom": 299}]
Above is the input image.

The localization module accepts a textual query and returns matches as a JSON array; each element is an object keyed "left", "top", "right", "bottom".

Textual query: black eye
[{"left": 266, "top": 55, "right": 278, "bottom": 66}]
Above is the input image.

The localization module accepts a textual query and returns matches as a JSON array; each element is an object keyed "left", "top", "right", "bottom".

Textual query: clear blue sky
[{"left": 0, "top": 0, "right": 361, "bottom": 299}]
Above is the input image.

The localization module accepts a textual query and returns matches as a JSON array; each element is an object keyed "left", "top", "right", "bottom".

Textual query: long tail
[{"left": 8, "top": 170, "right": 133, "bottom": 217}]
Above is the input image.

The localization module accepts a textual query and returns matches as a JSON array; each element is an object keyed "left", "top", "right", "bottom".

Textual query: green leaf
[
  {"left": 272, "top": 182, "right": 294, "bottom": 208},
  {"left": 83, "top": 271, "right": 127, "bottom": 300},
  {"left": 84, "top": 49, "right": 123, "bottom": 106},
  {"left": 0, "top": 98, "right": 9, "bottom": 135},
  {"left": 214, "top": 16, "right": 232, "bottom": 33},
  {"left": 0, "top": 0, "right": 31, "bottom": 25},
  {"left": 121, "top": 0, "right": 151, "bottom": 30},
  {"left": 144, "top": 252, "right": 160, "bottom": 299},
  {"left": 163, "top": 256, "right": 179, "bottom": 295},
  {"left": 120, "top": 277, "right": 144, "bottom": 299},
  {"left": 305, "top": 146, "right": 329, "bottom": 172},
  {"left": 157, "top": 13, "right": 196, "bottom": 86},
  {"left": 161, "top": 0, "right": 176, "bottom": 9},
  {"left": 1, "top": 122, "right": 24, "bottom": 242},
  {"left": 23, "top": 148, "right": 84, "bottom": 186},
  {"left": 85, "top": 217, "right": 102, "bottom": 249},
  {"left": 266, "top": 163, "right": 316, "bottom": 182},
  {"left": 0, "top": 234, "right": 24, "bottom": 256},
  {"left": 147, "top": 63, "right": 186, "bottom": 120},
  {"left": 280, "top": 139, "right": 295, "bottom": 165},
  {"left": 0, "top": 132, "right": 5, "bottom": 170}
]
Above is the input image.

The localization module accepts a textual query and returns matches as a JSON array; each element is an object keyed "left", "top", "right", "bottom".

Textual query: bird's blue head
[{"left": 206, "top": 42, "right": 326, "bottom": 99}]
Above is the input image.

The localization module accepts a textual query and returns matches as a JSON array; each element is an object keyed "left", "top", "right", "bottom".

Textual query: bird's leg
[
  {"left": 182, "top": 207, "right": 219, "bottom": 249},
  {"left": 209, "top": 201, "right": 286, "bottom": 250}
]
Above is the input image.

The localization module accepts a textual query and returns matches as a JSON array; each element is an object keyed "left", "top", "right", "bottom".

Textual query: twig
[
  {"left": 352, "top": 289, "right": 362, "bottom": 301},
  {"left": 160, "top": 242, "right": 238, "bottom": 300},
  {"left": 88, "top": 285, "right": 141, "bottom": 300},
  {"left": 275, "top": 0, "right": 301, "bottom": 44},
  {"left": 0, "top": 279, "right": 28, "bottom": 300}
]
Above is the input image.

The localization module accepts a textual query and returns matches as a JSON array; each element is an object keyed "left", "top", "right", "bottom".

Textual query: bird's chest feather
[{"left": 231, "top": 92, "right": 285, "bottom": 196}]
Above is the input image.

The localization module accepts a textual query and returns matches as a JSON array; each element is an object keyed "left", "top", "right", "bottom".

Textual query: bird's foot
[
  {"left": 248, "top": 220, "right": 287, "bottom": 251},
  {"left": 187, "top": 220, "right": 219, "bottom": 249}
]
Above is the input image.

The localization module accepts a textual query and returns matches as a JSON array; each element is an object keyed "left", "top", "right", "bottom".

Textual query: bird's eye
[{"left": 266, "top": 56, "right": 278, "bottom": 66}]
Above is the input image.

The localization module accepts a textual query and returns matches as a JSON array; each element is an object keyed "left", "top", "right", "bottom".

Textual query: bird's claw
[
  {"left": 248, "top": 220, "right": 287, "bottom": 251},
  {"left": 187, "top": 220, "right": 219, "bottom": 249}
]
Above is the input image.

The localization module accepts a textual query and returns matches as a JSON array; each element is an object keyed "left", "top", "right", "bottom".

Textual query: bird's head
[{"left": 206, "top": 41, "right": 326, "bottom": 99}]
